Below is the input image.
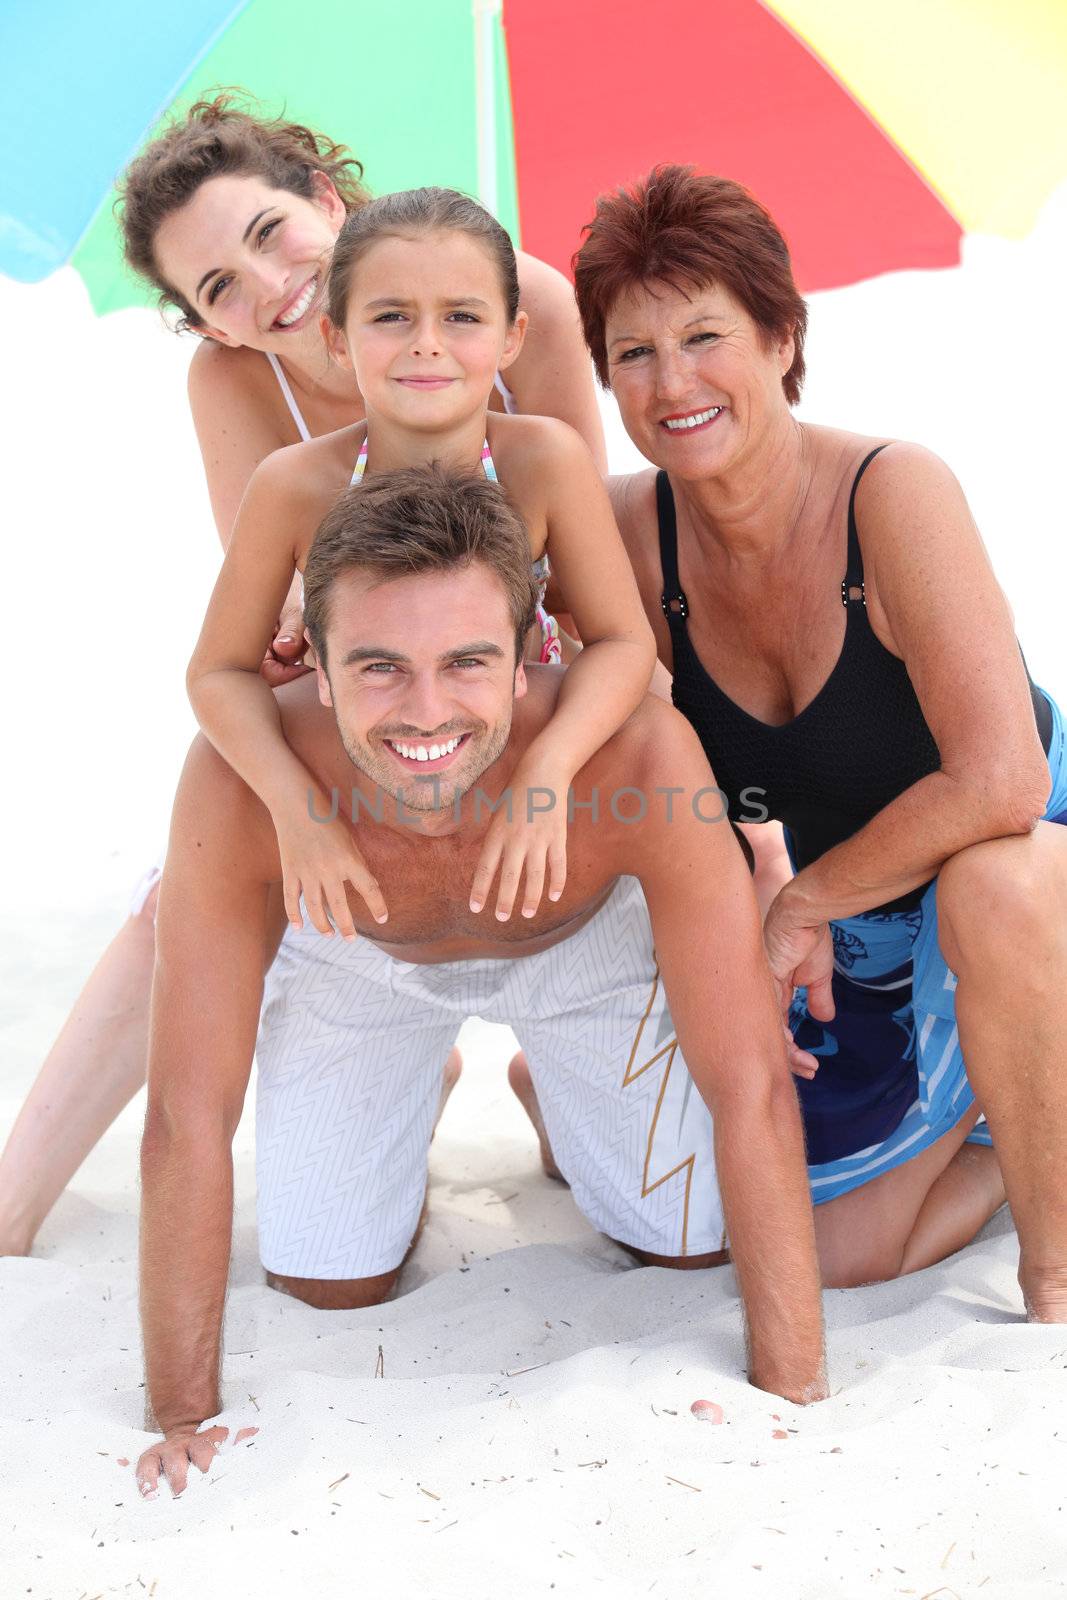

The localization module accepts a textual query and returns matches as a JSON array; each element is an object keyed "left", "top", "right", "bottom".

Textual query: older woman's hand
[{"left": 762, "top": 890, "right": 836, "bottom": 1041}]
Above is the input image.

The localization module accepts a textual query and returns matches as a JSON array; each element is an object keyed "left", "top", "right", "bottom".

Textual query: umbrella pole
[{"left": 473, "top": 0, "right": 503, "bottom": 217}]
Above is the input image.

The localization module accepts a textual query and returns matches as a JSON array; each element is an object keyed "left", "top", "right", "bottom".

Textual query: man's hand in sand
[{"left": 136, "top": 1424, "right": 258, "bottom": 1500}]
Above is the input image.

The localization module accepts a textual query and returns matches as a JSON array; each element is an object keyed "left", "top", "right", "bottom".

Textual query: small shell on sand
[
  {"left": 690, "top": 1399, "right": 724, "bottom": 1424},
  {"left": 771, "top": 1429, "right": 789, "bottom": 1440}
]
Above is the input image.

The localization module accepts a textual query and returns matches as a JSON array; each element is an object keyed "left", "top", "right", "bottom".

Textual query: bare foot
[
  {"left": 0, "top": 1218, "right": 33, "bottom": 1258},
  {"left": 431, "top": 1047, "right": 462, "bottom": 1139},
  {"left": 1019, "top": 1263, "right": 1067, "bottom": 1322},
  {"left": 507, "top": 1051, "right": 566, "bottom": 1182}
]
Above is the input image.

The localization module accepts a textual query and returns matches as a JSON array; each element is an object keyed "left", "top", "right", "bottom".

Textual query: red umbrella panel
[{"left": 504, "top": 0, "right": 962, "bottom": 292}]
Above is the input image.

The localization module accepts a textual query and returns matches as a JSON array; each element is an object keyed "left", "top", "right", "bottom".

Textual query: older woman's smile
[{"left": 660, "top": 405, "right": 724, "bottom": 433}]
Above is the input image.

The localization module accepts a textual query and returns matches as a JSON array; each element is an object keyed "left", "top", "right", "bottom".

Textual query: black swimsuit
[{"left": 657, "top": 446, "right": 1053, "bottom": 914}]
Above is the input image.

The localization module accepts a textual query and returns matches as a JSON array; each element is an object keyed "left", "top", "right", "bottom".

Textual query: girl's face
[
  {"left": 327, "top": 229, "right": 526, "bottom": 429},
  {"left": 153, "top": 172, "right": 347, "bottom": 351}
]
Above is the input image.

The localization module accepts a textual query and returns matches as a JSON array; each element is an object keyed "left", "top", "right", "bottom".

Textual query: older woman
[{"left": 575, "top": 166, "right": 1067, "bottom": 1315}]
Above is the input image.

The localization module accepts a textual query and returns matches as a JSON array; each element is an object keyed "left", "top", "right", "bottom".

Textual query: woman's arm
[
  {"left": 187, "top": 342, "right": 293, "bottom": 549},
  {"left": 776, "top": 444, "right": 1050, "bottom": 927},
  {"left": 510, "top": 252, "right": 607, "bottom": 472},
  {"left": 188, "top": 341, "right": 307, "bottom": 677}
]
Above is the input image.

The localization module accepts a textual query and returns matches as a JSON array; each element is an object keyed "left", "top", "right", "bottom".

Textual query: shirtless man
[{"left": 136, "top": 465, "right": 825, "bottom": 1496}]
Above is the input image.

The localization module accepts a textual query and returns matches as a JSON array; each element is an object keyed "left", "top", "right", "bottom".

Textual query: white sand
[{"left": 3, "top": 192, "right": 1067, "bottom": 1596}]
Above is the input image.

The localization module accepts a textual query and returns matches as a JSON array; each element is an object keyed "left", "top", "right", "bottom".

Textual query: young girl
[{"left": 187, "top": 187, "right": 656, "bottom": 933}]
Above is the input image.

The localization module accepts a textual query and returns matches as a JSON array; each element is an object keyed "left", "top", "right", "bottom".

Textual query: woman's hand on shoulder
[{"left": 488, "top": 412, "right": 590, "bottom": 520}]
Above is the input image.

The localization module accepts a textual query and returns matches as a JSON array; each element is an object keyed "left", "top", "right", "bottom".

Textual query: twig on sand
[
  {"left": 327, "top": 1472, "right": 350, "bottom": 1492},
  {"left": 375, "top": 1344, "right": 385, "bottom": 1379},
  {"left": 247, "top": 1393, "right": 260, "bottom": 1412},
  {"left": 665, "top": 1475, "right": 701, "bottom": 1492},
  {"left": 419, "top": 1486, "right": 441, "bottom": 1500},
  {"left": 940, "top": 1543, "right": 956, "bottom": 1570},
  {"left": 504, "top": 1362, "right": 547, "bottom": 1377}
]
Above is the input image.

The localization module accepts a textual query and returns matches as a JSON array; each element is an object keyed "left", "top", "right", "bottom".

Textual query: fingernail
[
  {"left": 548, "top": 890, "right": 562, "bottom": 901},
  {"left": 375, "top": 913, "right": 388, "bottom": 924},
  {"left": 522, "top": 907, "right": 536, "bottom": 918},
  {"left": 469, "top": 899, "right": 482, "bottom": 913},
  {"left": 277, "top": 635, "right": 295, "bottom": 644},
  {"left": 495, "top": 910, "right": 509, "bottom": 921}
]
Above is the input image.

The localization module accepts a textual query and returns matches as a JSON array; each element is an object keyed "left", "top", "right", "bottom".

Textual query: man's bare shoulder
[{"left": 599, "top": 692, "right": 711, "bottom": 789}]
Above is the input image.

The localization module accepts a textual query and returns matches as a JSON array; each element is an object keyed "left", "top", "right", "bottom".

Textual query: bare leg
[
  {"left": 0, "top": 888, "right": 158, "bottom": 1255},
  {"left": 507, "top": 1050, "right": 565, "bottom": 1180},
  {"left": 618, "top": 1241, "right": 730, "bottom": 1270},
  {"left": 267, "top": 1263, "right": 404, "bottom": 1310},
  {"left": 937, "top": 822, "right": 1067, "bottom": 1320},
  {"left": 816, "top": 1105, "right": 1006, "bottom": 1288},
  {"left": 898, "top": 1142, "right": 1004, "bottom": 1275},
  {"left": 267, "top": 1194, "right": 436, "bottom": 1310},
  {"left": 433, "top": 1048, "right": 463, "bottom": 1136}
]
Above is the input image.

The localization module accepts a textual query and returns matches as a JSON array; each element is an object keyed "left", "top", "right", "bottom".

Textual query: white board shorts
[{"left": 254, "top": 875, "right": 726, "bottom": 1279}]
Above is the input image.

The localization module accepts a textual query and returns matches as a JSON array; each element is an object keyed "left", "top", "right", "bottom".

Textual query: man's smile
[{"left": 382, "top": 732, "right": 471, "bottom": 769}]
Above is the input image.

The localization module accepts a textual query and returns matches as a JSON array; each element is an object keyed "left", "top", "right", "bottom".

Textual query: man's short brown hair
[{"left": 303, "top": 464, "right": 539, "bottom": 668}]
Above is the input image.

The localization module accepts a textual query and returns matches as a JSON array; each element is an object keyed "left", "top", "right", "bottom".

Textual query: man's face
[{"left": 316, "top": 563, "right": 527, "bottom": 815}]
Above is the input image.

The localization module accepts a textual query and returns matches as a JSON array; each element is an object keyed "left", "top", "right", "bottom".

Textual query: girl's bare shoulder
[
  {"left": 487, "top": 410, "right": 591, "bottom": 467},
  {"left": 250, "top": 420, "right": 366, "bottom": 509}
]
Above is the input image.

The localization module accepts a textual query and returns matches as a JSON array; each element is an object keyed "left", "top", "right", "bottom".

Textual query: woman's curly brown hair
[{"left": 117, "top": 90, "right": 370, "bottom": 328}]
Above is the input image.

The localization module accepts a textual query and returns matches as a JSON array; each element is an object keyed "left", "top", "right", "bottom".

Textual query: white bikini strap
[
  {"left": 493, "top": 371, "right": 518, "bottom": 415},
  {"left": 265, "top": 352, "right": 311, "bottom": 443}
]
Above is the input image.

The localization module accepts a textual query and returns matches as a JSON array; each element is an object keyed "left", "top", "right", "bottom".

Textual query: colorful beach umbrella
[
  {"left": 505, "top": 0, "right": 1067, "bottom": 291},
  {"left": 2, "top": 0, "right": 1066, "bottom": 311},
  {"left": 0, "top": 0, "right": 517, "bottom": 309}
]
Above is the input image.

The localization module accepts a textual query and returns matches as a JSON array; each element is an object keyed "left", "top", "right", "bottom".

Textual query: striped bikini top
[{"left": 350, "top": 432, "right": 551, "bottom": 606}]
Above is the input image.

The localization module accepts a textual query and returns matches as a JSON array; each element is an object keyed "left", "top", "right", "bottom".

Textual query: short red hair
[{"left": 573, "top": 165, "right": 807, "bottom": 404}]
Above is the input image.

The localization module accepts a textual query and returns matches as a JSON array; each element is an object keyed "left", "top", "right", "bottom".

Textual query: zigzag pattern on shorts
[{"left": 254, "top": 877, "right": 725, "bottom": 1279}]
